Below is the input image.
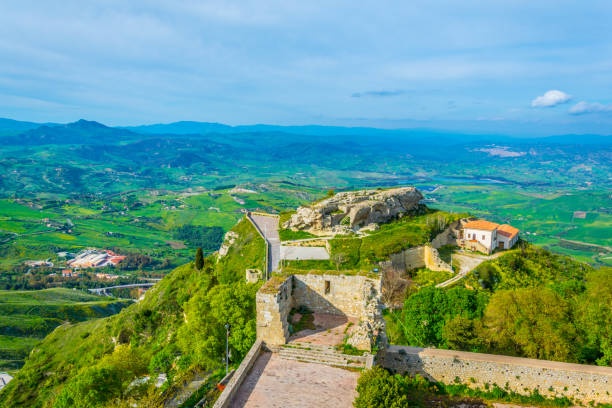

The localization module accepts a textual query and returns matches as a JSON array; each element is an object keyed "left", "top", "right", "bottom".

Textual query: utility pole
[{"left": 225, "top": 324, "right": 230, "bottom": 375}]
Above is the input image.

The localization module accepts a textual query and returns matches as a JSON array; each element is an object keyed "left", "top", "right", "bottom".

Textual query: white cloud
[
  {"left": 531, "top": 90, "right": 572, "bottom": 107},
  {"left": 568, "top": 101, "right": 612, "bottom": 115}
]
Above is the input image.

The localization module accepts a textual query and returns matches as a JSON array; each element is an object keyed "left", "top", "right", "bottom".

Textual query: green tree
[
  {"left": 575, "top": 268, "right": 612, "bottom": 365},
  {"left": 402, "top": 287, "right": 487, "bottom": 347},
  {"left": 326, "top": 189, "right": 335, "bottom": 197},
  {"left": 483, "top": 287, "right": 578, "bottom": 361},
  {"left": 195, "top": 247, "right": 204, "bottom": 270},
  {"left": 442, "top": 315, "right": 484, "bottom": 351},
  {"left": 354, "top": 367, "right": 408, "bottom": 408},
  {"left": 177, "top": 282, "right": 258, "bottom": 368},
  {"left": 54, "top": 366, "right": 122, "bottom": 408}
]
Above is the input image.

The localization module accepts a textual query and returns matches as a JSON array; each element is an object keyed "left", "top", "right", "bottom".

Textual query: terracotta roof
[
  {"left": 497, "top": 224, "right": 519, "bottom": 239},
  {"left": 463, "top": 220, "right": 499, "bottom": 231}
]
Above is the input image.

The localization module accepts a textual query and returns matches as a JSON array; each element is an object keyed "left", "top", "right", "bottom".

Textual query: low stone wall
[
  {"left": 292, "top": 274, "right": 381, "bottom": 317},
  {"left": 390, "top": 245, "right": 452, "bottom": 272},
  {"left": 213, "top": 339, "right": 264, "bottom": 408},
  {"left": 383, "top": 345, "right": 612, "bottom": 404},
  {"left": 256, "top": 276, "right": 294, "bottom": 346}
]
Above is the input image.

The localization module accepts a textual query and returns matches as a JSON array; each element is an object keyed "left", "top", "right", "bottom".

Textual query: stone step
[
  {"left": 288, "top": 347, "right": 367, "bottom": 362},
  {"left": 282, "top": 343, "right": 368, "bottom": 362},
  {"left": 277, "top": 347, "right": 367, "bottom": 367},
  {"left": 284, "top": 342, "right": 338, "bottom": 352},
  {"left": 278, "top": 348, "right": 349, "bottom": 364},
  {"left": 277, "top": 353, "right": 364, "bottom": 369}
]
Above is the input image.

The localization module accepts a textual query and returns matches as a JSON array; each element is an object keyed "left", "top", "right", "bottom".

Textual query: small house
[{"left": 461, "top": 220, "right": 519, "bottom": 254}]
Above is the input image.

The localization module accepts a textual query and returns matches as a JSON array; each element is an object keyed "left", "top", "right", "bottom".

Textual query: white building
[{"left": 461, "top": 220, "right": 519, "bottom": 254}]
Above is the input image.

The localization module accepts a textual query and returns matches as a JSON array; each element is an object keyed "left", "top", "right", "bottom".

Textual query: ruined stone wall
[
  {"left": 292, "top": 274, "right": 380, "bottom": 318},
  {"left": 256, "top": 273, "right": 383, "bottom": 348},
  {"left": 389, "top": 246, "right": 452, "bottom": 272},
  {"left": 383, "top": 346, "right": 612, "bottom": 404},
  {"left": 256, "top": 276, "right": 294, "bottom": 346},
  {"left": 423, "top": 246, "right": 452, "bottom": 272}
]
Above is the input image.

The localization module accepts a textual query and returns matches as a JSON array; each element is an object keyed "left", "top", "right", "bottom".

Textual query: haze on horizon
[{"left": 1, "top": 0, "right": 611, "bottom": 136}]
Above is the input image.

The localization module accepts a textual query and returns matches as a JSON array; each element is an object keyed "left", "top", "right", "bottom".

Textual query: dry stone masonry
[
  {"left": 256, "top": 273, "right": 384, "bottom": 351},
  {"left": 382, "top": 346, "right": 612, "bottom": 404},
  {"left": 283, "top": 187, "right": 423, "bottom": 235}
]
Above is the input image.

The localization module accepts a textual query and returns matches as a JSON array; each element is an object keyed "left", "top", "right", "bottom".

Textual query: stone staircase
[{"left": 273, "top": 342, "right": 368, "bottom": 369}]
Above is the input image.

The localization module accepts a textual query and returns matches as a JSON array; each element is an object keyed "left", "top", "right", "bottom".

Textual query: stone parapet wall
[
  {"left": 383, "top": 345, "right": 612, "bottom": 404},
  {"left": 213, "top": 339, "right": 264, "bottom": 408}
]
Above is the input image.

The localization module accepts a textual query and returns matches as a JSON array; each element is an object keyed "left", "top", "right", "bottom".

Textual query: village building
[
  {"left": 67, "top": 249, "right": 126, "bottom": 269},
  {"left": 460, "top": 220, "right": 519, "bottom": 254}
]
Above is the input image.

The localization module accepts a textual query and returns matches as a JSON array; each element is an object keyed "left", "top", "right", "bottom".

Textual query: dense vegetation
[
  {"left": 391, "top": 246, "right": 612, "bottom": 366},
  {"left": 354, "top": 367, "right": 578, "bottom": 408},
  {"left": 0, "top": 217, "right": 264, "bottom": 407},
  {"left": 172, "top": 225, "right": 224, "bottom": 251},
  {"left": 0, "top": 288, "right": 131, "bottom": 371}
]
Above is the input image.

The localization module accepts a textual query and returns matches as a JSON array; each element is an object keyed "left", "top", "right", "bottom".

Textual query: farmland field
[{"left": 427, "top": 185, "right": 612, "bottom": 266}]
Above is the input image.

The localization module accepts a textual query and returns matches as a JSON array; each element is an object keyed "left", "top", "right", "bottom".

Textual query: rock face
[
  {"left": 218, "top": 231, "right": 238, "bottom": 258},
  {"left": 283, "top": 187, "right": 423, "bottom": 235}
]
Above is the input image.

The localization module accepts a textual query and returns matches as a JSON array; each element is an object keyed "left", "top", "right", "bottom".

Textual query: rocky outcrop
[
  {"left": 218, "top": 231, "right": 238, "bottom": 258},
  {"left": 283, "top": 187, "right": 423, "bottom": 235}
]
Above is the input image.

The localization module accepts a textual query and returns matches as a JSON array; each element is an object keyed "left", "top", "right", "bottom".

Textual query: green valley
[{"left": 0, "top": 288, "right": 130, "bottom": 372}]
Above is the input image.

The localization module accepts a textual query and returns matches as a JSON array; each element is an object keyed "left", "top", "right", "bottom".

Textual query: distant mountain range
[{"left": 1, "top": 117, "right": 610, "bottom": 145}]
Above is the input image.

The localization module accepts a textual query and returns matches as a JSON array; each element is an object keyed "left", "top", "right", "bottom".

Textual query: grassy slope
[
  {"left": 466, "top": 244, "right": 593, "bottom": 291},
  {"left": 284, "top": 210, "right": 465, "bottom": 273},
  {"left": 0, "top": 216, "right": 264, "bottom": 407},
  {"left": 215, "top": 217, "right": 266, "bottom": 283},
  {"left": 0, "top": 288, "right": 131, "bottom": 371}
]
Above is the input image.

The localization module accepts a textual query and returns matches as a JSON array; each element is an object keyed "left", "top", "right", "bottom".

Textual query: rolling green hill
[
  {"left": 1, "top": 190, "right": 610, "bottom": 407},
  {"left": 0, "top": 216, "right": 264, "bottom": 407},
  {"left": 0, "top": 288, "right": 131, "bottom": 371}
]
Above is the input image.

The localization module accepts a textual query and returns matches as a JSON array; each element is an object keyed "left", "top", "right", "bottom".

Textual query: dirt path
[{"left": 436, "top": 251, "right": 503, "bottom": 288}]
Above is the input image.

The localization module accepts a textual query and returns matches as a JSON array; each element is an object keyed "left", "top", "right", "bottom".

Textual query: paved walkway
[
  {"left": 229, "top": 352, "right": 359, "bottom": 408},
  {"left": 280, "top": 245, "right": 330, "bottom": 260},
  {"left": 249, "top": 214, "right": 280, "bottom": 272},
  {"left": 289, "top": 313, "right": 357, "bottom": 346}
]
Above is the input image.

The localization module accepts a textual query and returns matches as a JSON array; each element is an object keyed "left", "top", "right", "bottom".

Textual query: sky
[{"left": 1, "top": 0, "right": 611, "bottom": 135}]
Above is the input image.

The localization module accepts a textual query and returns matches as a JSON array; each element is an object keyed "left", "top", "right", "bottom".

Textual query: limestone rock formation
[
  {"left": 283, "top": 187, "right": 423, "bottom": 235},
  {"left": 218, "top": 231, "right": 238, "bottom": 258}
]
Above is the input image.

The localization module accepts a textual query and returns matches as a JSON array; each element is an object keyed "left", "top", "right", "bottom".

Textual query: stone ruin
[{"left": 256, "top": 273, "right": 384, "bottom": 351}]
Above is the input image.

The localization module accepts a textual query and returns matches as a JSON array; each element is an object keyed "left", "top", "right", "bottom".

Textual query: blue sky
[{"left": 1, "top": 0, "right": 611, "bottom": 135}]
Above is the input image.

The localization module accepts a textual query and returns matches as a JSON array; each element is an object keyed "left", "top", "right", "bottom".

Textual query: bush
[{"left": 354, "top": 367, "right": 408, "bottom": 408}]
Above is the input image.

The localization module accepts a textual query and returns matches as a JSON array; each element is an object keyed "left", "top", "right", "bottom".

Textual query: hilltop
[{"left": 0, "top": 189, "right": 610, "bottom": 407}]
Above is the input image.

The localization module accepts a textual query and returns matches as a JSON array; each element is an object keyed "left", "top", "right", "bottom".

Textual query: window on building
[
  {"left": 482, "top": 235, "right": 485, "bottom": 240},
  {"left": 325, "top": 280, "right": 331, "bottom": 294}
]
